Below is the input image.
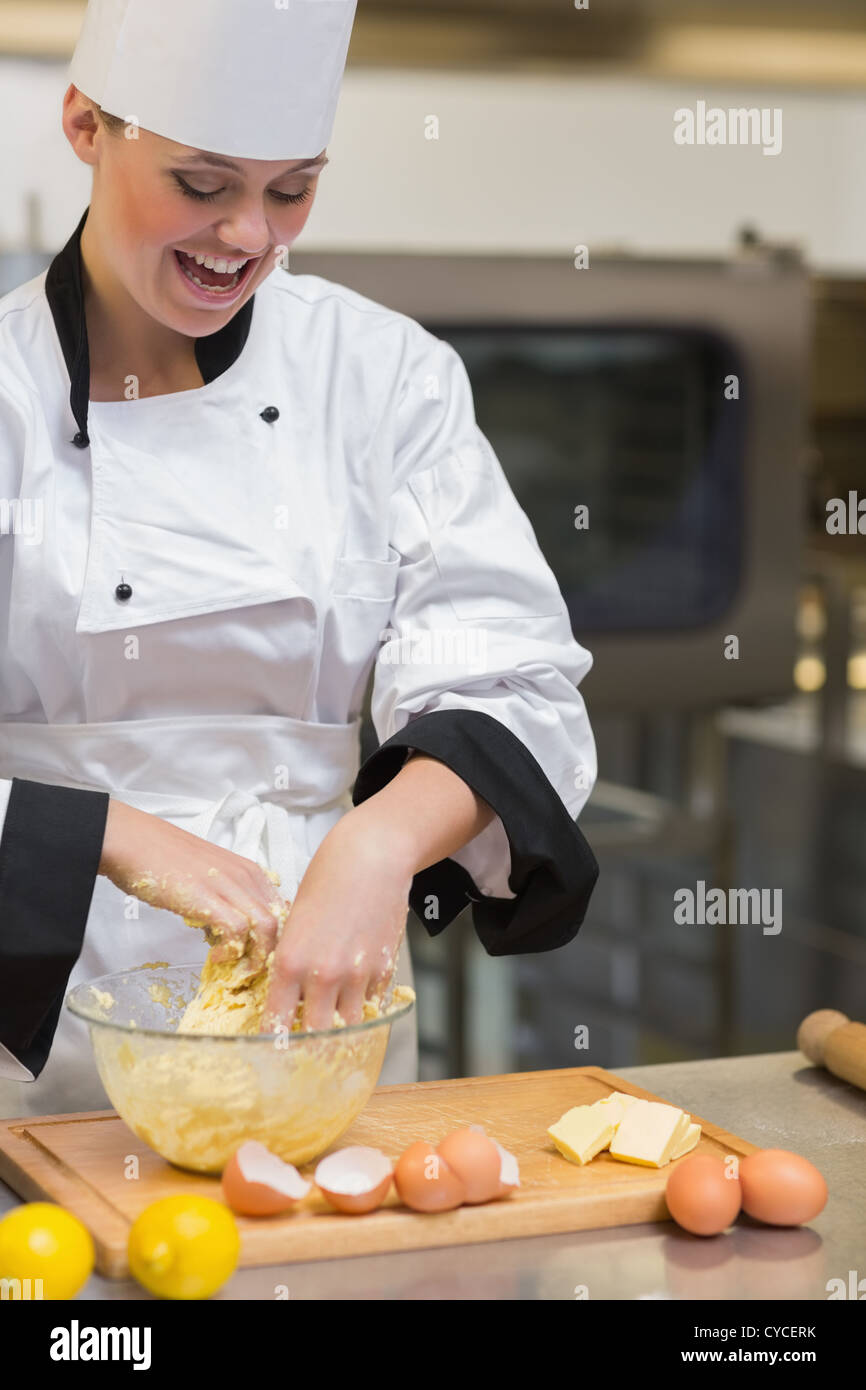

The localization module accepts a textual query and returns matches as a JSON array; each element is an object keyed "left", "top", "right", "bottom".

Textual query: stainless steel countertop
[{"left": 1, "top": 1050, "right": 862, "bottom": 1301}]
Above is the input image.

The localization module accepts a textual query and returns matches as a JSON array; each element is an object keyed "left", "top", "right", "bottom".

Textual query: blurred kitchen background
[{"left": 2, "top": 0, "right": 865, "bottom": 1078}]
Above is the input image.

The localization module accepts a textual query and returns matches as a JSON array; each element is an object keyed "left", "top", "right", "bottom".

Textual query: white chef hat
[{"left": 69, "top": 0, "right": 358, "bottom": 160}]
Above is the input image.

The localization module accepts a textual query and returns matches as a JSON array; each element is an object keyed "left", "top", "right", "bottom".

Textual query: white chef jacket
[{"left": 0, "top": 208, "right": 598, "bottom": 1114}]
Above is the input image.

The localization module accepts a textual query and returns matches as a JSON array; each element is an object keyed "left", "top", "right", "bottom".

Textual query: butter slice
[
  {"left": 548, "top": 1106, "right": 617, "bottom": 1165},
  {"left": 593, "top": 1092, "right": 639, "bottom": 1127},
  {"left": 609, "top": 1099, "right": 691, "bottom": 1167},
  {"left": 601, "top": 1090, "right": 639, "bottom": 1108},
  {"left": 669, "top": 1120, "right": 701, "bottom": 1161}
]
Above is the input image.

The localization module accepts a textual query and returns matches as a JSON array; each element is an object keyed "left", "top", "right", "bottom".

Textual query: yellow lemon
[
  {"left": 0, "top": 1202, "right": 94, "bottom": 1299},
  {"left": 128, "top": 1196, "right": 239, "bottom": 1300}
]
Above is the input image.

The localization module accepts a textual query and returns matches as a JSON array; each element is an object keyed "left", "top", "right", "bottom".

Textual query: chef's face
[{"left": 65, "top": 91, "right": 325, "bottom": 334}]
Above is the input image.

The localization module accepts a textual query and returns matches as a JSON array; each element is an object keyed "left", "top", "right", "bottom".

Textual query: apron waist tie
[{"left": 185, "top": 788, "right": 308, "bottom": 900}]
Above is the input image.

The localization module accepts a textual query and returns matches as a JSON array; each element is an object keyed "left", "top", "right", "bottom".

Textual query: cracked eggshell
[
  {"left": 493, "top": 1139, "right": 520, "bottom": 1196},
  {"left": 221, "top": 1141, "right": 312, "bottom": 1216},
  {"left": 394, "top": 1141, "right": 466, "bottom": 1212},
  {"left": 314, "top": 1146, "right": 393, "bottom": 1214},
  {"left": 436, "top": 1128, "right": 503, "bottom": 1204}
]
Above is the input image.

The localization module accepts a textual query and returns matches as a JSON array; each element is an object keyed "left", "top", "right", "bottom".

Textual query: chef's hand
[
  {"left": 262, "top": 751, "right": 497, "bottom": 1032},
  {"left": 261, "top": 811, "right": 413, "bottom": 1031},
  {"left": 98, "top": 798, "right": 288, "bottom": 972}
]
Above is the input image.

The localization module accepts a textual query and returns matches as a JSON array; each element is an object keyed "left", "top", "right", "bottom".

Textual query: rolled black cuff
[
  {"left": 352, "top": 709, "right": 599, "bottom": 957},
  {"left": 0, "top": 778, "right": 109, "bottom": 1076}
]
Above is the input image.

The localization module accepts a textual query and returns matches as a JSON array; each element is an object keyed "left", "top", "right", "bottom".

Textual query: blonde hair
[{"left": 94, "top": 103, "right": 126, "bottom": 137}]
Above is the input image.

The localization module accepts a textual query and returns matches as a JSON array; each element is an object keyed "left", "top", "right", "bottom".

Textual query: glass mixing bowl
[{"left": 66, "top": 964, "right": 414, "bottom": 1175}]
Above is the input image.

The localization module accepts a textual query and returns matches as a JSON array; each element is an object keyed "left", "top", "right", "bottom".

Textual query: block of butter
[
  {"left": 549, "top": 1093, "right": 702, "bottom": 1169},
  {"left": 669, "top": 1120, "right": 701, "bottom": 1161},
  {"left": 548, "top": 1105, "right": 617, "bottom": 1165},
  {"left": 609, "top": 1099, "right": 692, "bottom": 1167}
]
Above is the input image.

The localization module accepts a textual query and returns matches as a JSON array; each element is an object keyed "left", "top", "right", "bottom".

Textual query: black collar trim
[{"left": 45, "top": 207, "right": 255, "bottom": 445}]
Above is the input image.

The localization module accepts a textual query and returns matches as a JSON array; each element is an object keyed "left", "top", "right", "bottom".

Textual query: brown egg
[
  {"left": 437, "top": 1128, "right": 502, "bottom": 1204},
  {"left": 738, "top": 1149, "right": 828, "bottom": 1227},
  {"left": 394, "top": 1141, "right": 466, "bottom": 1212},
  {"left": 221, "top": 1141, "right": 311, "bottom": 1216},
  {"left": 314, "top": 1147, "right": 393, "bottom": 1214},
  {"left": 665, "top": 1154, "right": 742, "bottom": 1236}
]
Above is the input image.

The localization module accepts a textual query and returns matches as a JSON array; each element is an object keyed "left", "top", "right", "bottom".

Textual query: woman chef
[{"left": 0, "top": 0, "right": 598, "bottom": 1119}]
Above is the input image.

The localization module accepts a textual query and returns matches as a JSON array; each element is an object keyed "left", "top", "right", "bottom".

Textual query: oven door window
[{"left": 427, "top": 325, "right": 745, "bottom": 633}]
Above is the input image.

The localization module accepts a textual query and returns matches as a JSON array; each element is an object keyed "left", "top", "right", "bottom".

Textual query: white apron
[{"left": 0, "top": 713, "right": 417, "bottom": 1119}]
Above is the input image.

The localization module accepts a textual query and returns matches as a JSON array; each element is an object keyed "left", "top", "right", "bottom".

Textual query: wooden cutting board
[{"left": 0, "top": 1066, "right": 758, "bottom": 1278}]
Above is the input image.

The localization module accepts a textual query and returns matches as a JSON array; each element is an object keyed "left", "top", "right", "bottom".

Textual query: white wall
[{"left": 1, "top": 59, "right": 864, "bottom": 272}]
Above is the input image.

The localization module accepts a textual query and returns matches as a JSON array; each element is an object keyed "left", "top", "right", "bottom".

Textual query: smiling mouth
[{"left": 174, "top": 248, "right": 260, "bottom": 293}]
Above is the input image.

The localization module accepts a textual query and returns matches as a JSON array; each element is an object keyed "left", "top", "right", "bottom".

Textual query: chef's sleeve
[
  {"left": 0, "top": 379, "right": 111, "bottom": 1078},
  {"left": 0, "top": 777, "right": 109, "bottom": 1080},
  {"left": 352, "top": 327, "right": 599, "bottom": 956}
]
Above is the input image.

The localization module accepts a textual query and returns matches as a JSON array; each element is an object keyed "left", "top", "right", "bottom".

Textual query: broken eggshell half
[
  {"left": 464, "top": 1123, "right": 520, "bottom": 1198},
  {"left": 314, "top": 1146, "right": 394, "bottom": 1214},
  {"left": 222, "top": 1140, "right": 312, "bottom": 1216},
  {"left": 492, "top": 1137, "right": 520, "bottom": 1196}
]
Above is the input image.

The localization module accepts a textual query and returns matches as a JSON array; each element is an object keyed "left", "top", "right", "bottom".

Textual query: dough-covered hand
[
  {"left": 262, "top": 810, "right": 412, "bottom": 1032},
  {"left": 98, "top": 798, "right": 288, "bottom": 973}
]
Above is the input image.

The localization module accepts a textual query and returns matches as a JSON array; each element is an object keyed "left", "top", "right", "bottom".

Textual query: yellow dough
[
  {"left": 178, "top": 945, "right": 414, "bottom": 1036},
  {"left": 178, "top": 949, "right": 276, "bottom": 1035},
  {"left": 94, "top": 870, "right": 416, "bottom": 1171},
  {"left": 167, "top": 864, "right": 287, "bottom": 1034},
  {"left": 176, "top": 870, "right": 412, "bottom": 1036}
]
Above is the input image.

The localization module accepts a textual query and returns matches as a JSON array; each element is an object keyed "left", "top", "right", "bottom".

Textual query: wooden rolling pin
[{"left": 798, "top": 1010, "right": 866, "bottom": 1093}]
